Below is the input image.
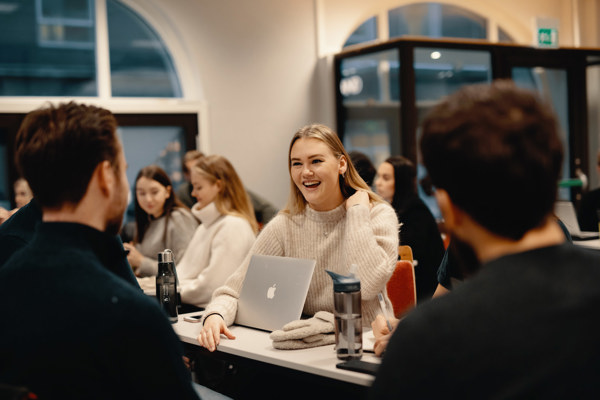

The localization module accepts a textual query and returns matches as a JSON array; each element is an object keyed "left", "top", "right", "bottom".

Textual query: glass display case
[{"left": 335, "top": 38, "right": 600, "bottom": 216}]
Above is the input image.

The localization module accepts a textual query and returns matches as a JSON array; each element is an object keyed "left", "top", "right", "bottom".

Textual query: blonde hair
[
  {"left": 193, "top": 155, "right": 259, "bottom": 233},
  {"left": 283, "top": 123, "right": 384, "bottom": 214}
]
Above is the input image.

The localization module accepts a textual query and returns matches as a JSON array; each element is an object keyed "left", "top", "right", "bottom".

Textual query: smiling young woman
[
  {"left": 174, "top": 154, "right": 258, "bottom": 311},
  {"left": 123, "top": 165, "right": 198, "bottom": 277},
  {"left": 197, "top": 123, "right": 400, "bottom": 352}
]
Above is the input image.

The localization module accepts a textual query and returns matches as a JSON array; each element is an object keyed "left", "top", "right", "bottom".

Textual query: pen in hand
[{"left": 377, "top": 292, "right": 394, "bottom": 332}]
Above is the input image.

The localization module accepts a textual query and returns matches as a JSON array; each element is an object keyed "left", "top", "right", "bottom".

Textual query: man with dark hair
[
  {"left": 370, "top": 81, "right": 600, "bottom": 398},
  {"left": 348, "top": 150, "right": 376, "bottom": 187},
  {"left": 0, "top": 102, "right": 202, "bottom": 399}
]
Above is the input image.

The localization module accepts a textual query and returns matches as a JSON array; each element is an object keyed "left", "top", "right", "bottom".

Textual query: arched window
[
  {"left": 0, "top": 0, "right": 200, "bottom": 212},
  {"left": 0, "top": 0, "right": 180, "bottom": 97},
  {"left": 340, "top": 2, "right": 518, "bottom": 219},
  {"left": 343, "top": 2, "right": 515, "bottom": 49}
]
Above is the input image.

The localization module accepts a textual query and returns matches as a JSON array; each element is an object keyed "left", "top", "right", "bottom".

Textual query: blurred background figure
[
  {"left": 123, "top": 165, "right": 198, "bottom": 277},
  {"left": 177, "top": 150, "right": 204, "bottom": 209},
  {"left": 375, "top": 155, "right": 445, "bottom": 302},
  {"left": 0, "top": 177, "right": 33, "bottom": 224},
  {"left": 13, "top": 177, "right": 33, "bottom": 208},
  {"left": 163, "top": 154, "right": 258, "bottom": 313},
  {"left": 348, "top": 150, "right": 377, "bottom": 188},
  {"left": 578, "top": 148, "right": 600, "bottom": 232},
  {"left": 177, "top": 149, "right": 278, "bottom": 228}
]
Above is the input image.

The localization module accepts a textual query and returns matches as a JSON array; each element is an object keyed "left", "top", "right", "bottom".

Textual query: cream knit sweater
[
  {"left": 177, "top": 202, "right": 256, "bottom": 307},
  {"left": 202, "top": 201, "right": 399, "bottom": 328}
]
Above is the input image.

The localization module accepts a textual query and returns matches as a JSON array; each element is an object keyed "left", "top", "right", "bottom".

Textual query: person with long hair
[
  {"left": 123, "top": 165, "right": 198, "bottom": 277},
  {"left": 197, "top": 123, "right": 399, "bottom": 352},
  {"left": 0, "top": 177, "right": 34, "bottom": 225},
  {"left": 375, "top": 155, "right": 444, "bottom": 302},
  {"left": 175, "top": 154, "right": 258, "bottom": 311}
]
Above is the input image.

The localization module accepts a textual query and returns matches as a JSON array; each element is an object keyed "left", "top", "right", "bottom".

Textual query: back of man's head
[
  {"left": 15, "top": 102, "right": 119, "bottom": 210},
  {"left": 348, "top": 151, "right": 376, "bottom": 187},
  {"left": 420, "top": 80, "right": 563, "bottom": 240}
]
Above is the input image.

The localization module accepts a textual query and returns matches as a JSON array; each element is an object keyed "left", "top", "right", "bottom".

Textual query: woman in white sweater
[
  {"left": 176, "top": 154, "right": 258, "bottom": 310},
  {"left": 123, "top": 165, "right": 198, "bottom": 276},
  {"left": 198, "top": 124, "right": 399, "bottom": 352}
]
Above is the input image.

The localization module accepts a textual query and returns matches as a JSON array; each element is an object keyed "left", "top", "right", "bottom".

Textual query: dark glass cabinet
[{"left": 334, "top": 38, "right": 600, "bottom": 215}]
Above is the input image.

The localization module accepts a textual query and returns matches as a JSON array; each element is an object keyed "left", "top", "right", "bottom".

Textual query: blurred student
[
  {"left": 174, "top": 154, "right": 258, "bottom": 312},
  {"left": 178, "top": 150, "right": 278, "bottom": 227},
  {"left": 375, "top": 155, "right": 444, "bottom": 302},
  {"left": 198, "top": 124, "right": 398, "bottom": 352},
  {"left": 0, "top": 101, "right": 209, "bottom": 399},
  {"left": 177, "top": 150, "right": 204, "bottom": 209},
  {"left": 348, "top": 150, "right": 376, "bottom": 187},
  {"left": 13, "top": 177, "right": 33, "bottom": 208},
  {"left": 0, "top": 178, "right": 34, "bottom": 224},
  {"left": 123, "top": 165, "right": 198, "bottom": 276},
  {"left": 370, "top": 81, "right": 600, "bottom": 398}
]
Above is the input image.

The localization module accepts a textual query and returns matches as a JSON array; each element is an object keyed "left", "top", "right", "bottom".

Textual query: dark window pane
[
  {"left": 512, "top": 67, "right": 570, "bottom": 200},
  {"left": 389, "top": 2, "right": 486, "bottom": 40},
  {"left": 414, "top": 48, "right": 491, "bottom": 103},
  {"left": 41, "top": 0, "right": 91, "bottom": 19},
  {"left": 340, "top": 49, "right": 399, "bottom": 103},
  {"left": 343, "top": 16, "right": 377, "bottom": 48},
  {"left": 107, "top": 0, "right": 181, "bottom": 97},
  {"left": 0, "top": 0, "right": 96, "bottom": 96},
  {"left": 340, "top": 49, "right": 400, "bottom": 162},
  {"left": 0, "top": 128, "right": 10, "bottom": 209}
]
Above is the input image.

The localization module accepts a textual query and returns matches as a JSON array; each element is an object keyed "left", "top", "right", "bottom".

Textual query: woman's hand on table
[{"left": 197, "top": 314, "right": 236, "bottom": 352}]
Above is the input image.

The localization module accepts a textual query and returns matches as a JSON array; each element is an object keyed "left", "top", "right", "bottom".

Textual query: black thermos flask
[{"left": 156, "top": 249, "right": 178, "bottom": 323}]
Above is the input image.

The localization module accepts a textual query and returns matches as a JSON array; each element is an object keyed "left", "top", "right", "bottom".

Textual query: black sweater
[
  {"left": 0, "top": 222, "right": 199, "bottom": 400},
  {"left": 371, "top": 243, "right": 600, "bottom": 399}
]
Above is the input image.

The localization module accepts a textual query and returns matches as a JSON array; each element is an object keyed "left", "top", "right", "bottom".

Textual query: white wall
[
  {"left": 131, "top": 0, "right": 322, "bottom": 209},
  {"left": 128, "top": 0, "right": 600, "bottom": 208}
]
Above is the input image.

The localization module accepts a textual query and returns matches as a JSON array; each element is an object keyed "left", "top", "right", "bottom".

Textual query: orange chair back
[
  {"left": 398, "top": 245, "right": 414, "bottom": 263},
  {"left": 386, "top": 260, "right": 416, "bottom": 318}
]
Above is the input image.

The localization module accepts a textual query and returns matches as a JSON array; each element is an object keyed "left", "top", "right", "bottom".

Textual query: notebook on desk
[
  {"left": 554, "top": 201, "right": 599, "bottom": 240},
  {"left": 235, "top": 254, "right": 316, "bottom": 332}
]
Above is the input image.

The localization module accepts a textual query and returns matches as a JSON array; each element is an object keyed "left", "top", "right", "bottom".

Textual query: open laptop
[
  {"left": 554, "top": 201, "right": 599, "bottom": 240},
  {"left": 235, "top": 254, "right": 316, "bottom": 332}
]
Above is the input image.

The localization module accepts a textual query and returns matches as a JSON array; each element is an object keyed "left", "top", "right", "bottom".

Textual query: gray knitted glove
[
  {"left": 270, "top": 311, "right": 334, "bottom": 341},
  {"left": 271, "top": 334, "right": 336, "bottom": 350},
  {"left": 269, "top": 311, "right": 335, "bottom": 349}
]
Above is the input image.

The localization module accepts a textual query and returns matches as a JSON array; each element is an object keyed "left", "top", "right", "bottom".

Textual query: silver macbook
[
  {"left": 235, "top": 254, "right": 316, "bottom": 332},
  {"left": 554, "top": 201, "right": 599, "bottom": 240}
]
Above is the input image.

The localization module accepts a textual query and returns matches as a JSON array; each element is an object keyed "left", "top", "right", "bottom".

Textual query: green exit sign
[{"left": 538, "top": 28, "right": 558, "bottom": 48}]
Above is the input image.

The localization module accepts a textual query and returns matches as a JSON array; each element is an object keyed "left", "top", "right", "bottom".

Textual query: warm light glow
[{"left": 430, "top": 51, "right": 441, "bottom": 60}]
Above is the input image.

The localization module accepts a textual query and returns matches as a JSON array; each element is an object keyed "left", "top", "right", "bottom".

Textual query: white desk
[
  {"left": 174, "top": 315, "right": 380, "bottom": 388},
  {"left": 573, "top": 239, "right": 600, "bottom": 250}
]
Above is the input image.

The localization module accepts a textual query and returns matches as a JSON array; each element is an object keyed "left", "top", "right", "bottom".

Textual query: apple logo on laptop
[{"left": 267, "top": 284, "right": 277, "bottom": 299}]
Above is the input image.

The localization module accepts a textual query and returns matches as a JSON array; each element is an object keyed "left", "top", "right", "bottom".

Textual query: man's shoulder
[
  {"left": 0, "top": 201, "right": 40, "bottom": 240},
  {"left": 489, "top": 242, "right": 600, "bottom": 274}
]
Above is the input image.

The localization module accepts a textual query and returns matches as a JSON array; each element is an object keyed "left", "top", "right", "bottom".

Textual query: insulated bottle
[
  {"left": 156, "top": 249, "right": 178, "bottom": 323},
  {"left": 326, "top": 267, "right": 362, "bottom": 360}
]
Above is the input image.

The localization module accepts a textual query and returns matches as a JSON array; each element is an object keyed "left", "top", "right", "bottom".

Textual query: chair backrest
[
  {"left": 398, "top": 245, "right": 414, "bottom": 263},
  {"left": 386, "top": 260, "right": 417, "bottom": 318},
  {"left": 0, "top": 383, "right": 38, "bottom": 400}
]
